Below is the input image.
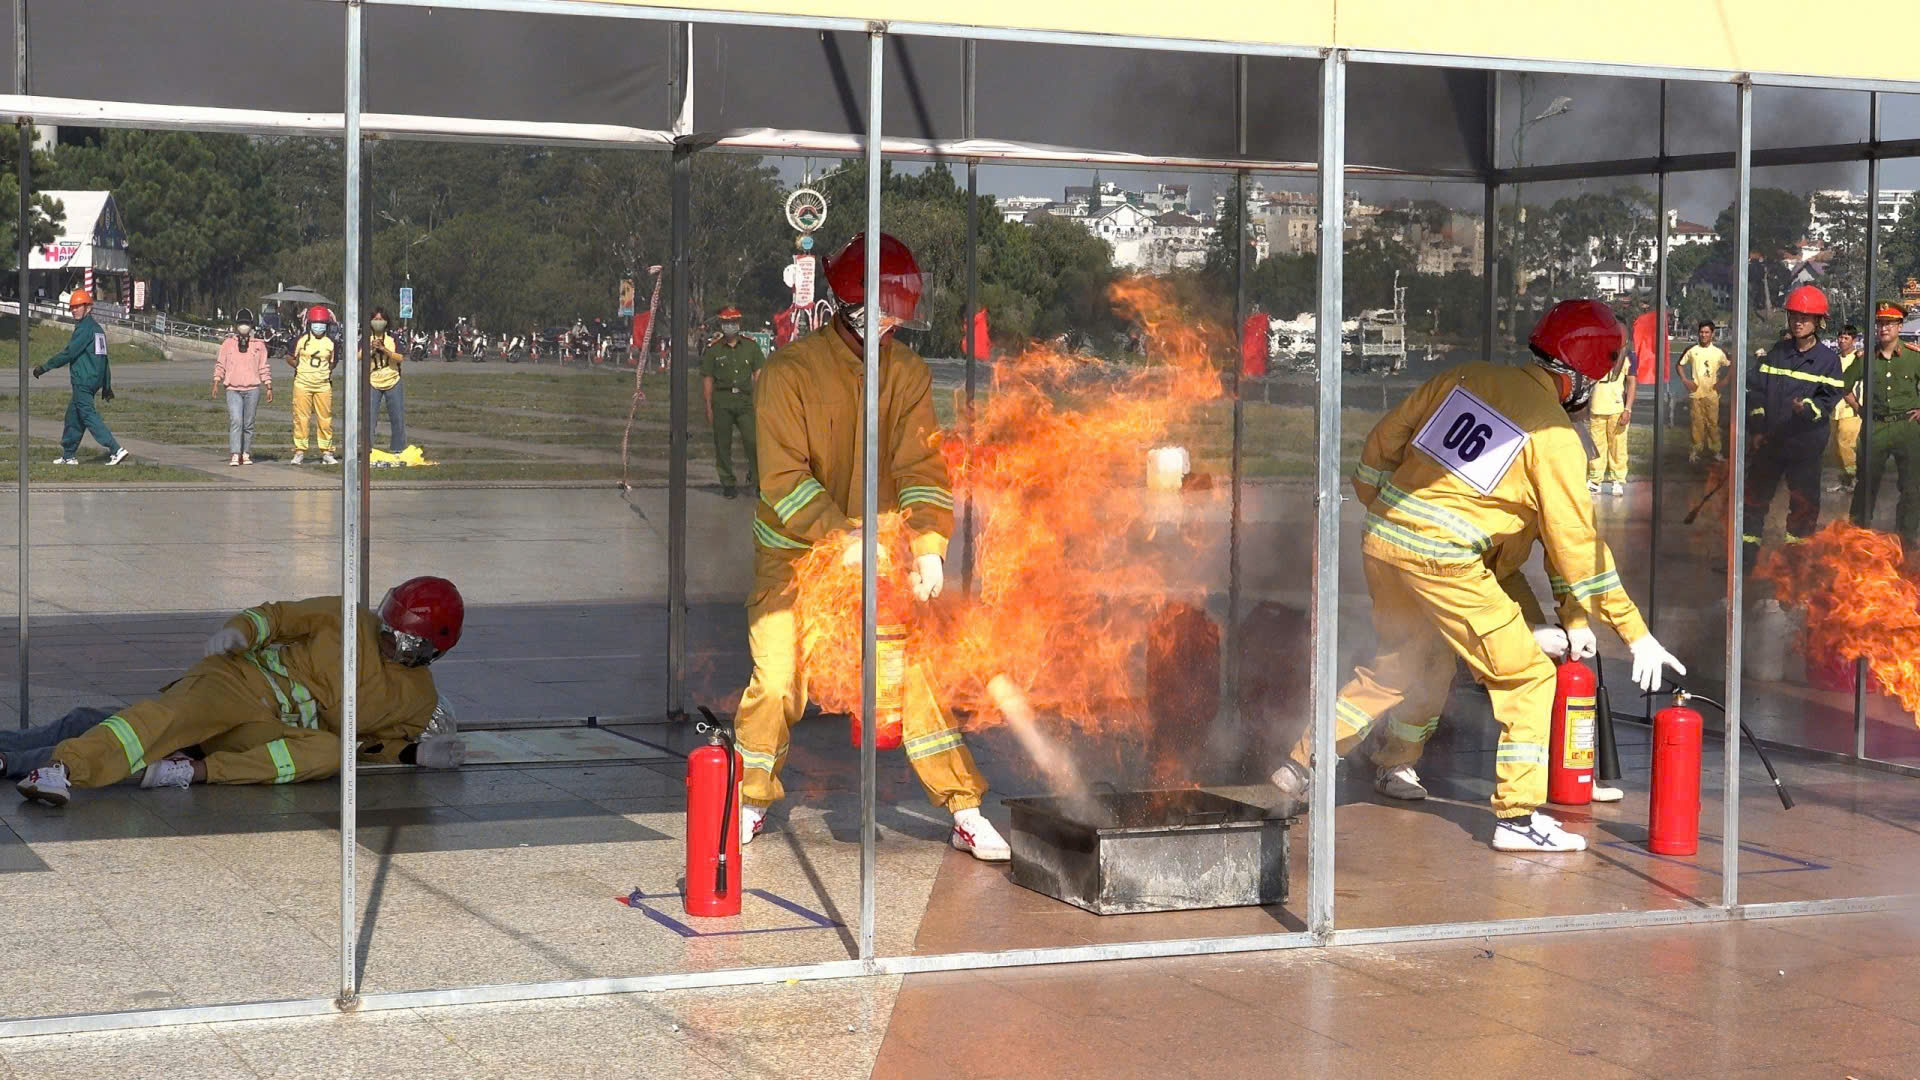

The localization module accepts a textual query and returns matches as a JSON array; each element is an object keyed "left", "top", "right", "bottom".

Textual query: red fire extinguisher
[
  {"left": 1547, "top": 658, "right": 1598, "bottom": 805},
  {"left": 849, "top": 575, "right": 907, "bottom": 751},
  {"left": 686, "top": 707, "right": 743, "bottom": 917},
  {"left": 1649, "top": 692, "right": 1705, "bottom": 856}
]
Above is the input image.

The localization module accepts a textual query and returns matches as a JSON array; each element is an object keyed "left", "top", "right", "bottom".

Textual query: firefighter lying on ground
[
  {"left": 1272, "top": 299, "right": 1684, "bottom": 853},
  {"left": 15, "top": 577, "right": 466, "bottom": 807},
  {"left": 1365, "top": 524, "right": 1623, "bottom": 805},
  {"left": 736, "top": 231, "right": 1009, "bottom": 861}
]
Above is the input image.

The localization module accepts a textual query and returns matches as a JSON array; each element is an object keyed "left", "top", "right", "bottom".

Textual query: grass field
[{"left": 0, "top": 317, "right": 170, "bottom": 367}]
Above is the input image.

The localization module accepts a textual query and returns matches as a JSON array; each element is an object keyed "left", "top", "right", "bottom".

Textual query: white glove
[
  {"left": 910, "top": 553, "right": 944, "bottom": 601},
  {"left": 1532, "top": 625, "right": 1568, "bottom": 659},
  {"left": 203, "top": 626, "right": 250, "bottom": 657},
  {"left": 1566, "top": 626, "right": 1598, "bottom": 662},
  {"left": 1629, "top": 635, "right": 1686, "bottom": 693},
  {"left": 414, "top": 736, "right": 467, "bottom": 770}
]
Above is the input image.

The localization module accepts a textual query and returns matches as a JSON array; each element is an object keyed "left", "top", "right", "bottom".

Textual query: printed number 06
[{"left": 1442, "top": 412, "right": 1493, "bottom": 462}]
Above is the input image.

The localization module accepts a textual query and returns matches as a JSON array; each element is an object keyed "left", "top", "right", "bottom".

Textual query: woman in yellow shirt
[
  {"left": 363, "top": 306, "right": 406, "bottom": 455},
  {"left": 287, "top": 304, "right": 337, "bottom": 465}
]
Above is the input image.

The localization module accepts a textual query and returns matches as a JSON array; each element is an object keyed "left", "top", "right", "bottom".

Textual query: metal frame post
[
  {"left": 961, "top": 39, "right": 977, "bottom": 595},
  {"left": 1481, "top": 74, "right": 1499, "bottom": 361},
  {"left": 858, "top": 25, "right": 884, "bottom": 967},
  {"left": 666, "top": 22, "right": 692, "bottom": 720},
  {"left": 1308, "top": 48, "right": 1346, "bottom": 937},
  {"left": 1857, "top": 91, "right": 1880, "bottom": 759},
  {"left": 338, "top": 0, "right": 366, "bottom": 1007},
  {"left": 1722, "top": 80, "right": 1752, "bottom": 905},
  {"left": 13, "top": 0, "right": 26, "bottom": 732},
  {"left": 1649, "top": 82, "right": 1669, "bottom": 636},
  {"left": 1227, "top": 54, "right": 1248, "bottom": 730}
]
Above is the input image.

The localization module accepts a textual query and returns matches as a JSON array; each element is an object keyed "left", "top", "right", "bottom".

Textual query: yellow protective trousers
[
  {"left": 1834, "top": 414, "right": 1862, "bottom": 478},
  {"left": 1587, "top": 412, "right": 1629, "bottom": 482},
  {"left": 735, "top": 593, "right": 987, "bottom": 814},
  {"left": 292, "top": 386, "right": 333, "bottom": 451},
  {"left": 1691, "top": 391, "right": 1723, "bottom": 456},
  {"left": 52, "top": 655, "right": 341, "bottom": 788},
  {"left": 1293, "top": 554, "right": 1555, "bottom": 818}
]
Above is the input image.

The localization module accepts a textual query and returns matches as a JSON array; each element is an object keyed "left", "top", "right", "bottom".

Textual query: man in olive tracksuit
[{"left": 32, "top": 289, "right": 127, "bottom": 465}]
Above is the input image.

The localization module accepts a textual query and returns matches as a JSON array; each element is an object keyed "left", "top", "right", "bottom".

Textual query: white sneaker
[
  {"left": 739, "top": 804, "right": 765, "bottom": 847},
  {"left": 1591, "top": 784, "right": 1624, "bottom": 803},
  {"left": 1374, "top": 764, "right": 1428, "bottom": 801},
  {"left": 18, "top": 762, "right": 70, "bottom": 807},
  {"left": 50, "top": 455, "right": 75, "bottom": 465},
  {"left": 229, "top": 455, "right": 241, "bottom": 467},
  {"left": 1492, "top": 810, "right": 1587, "bottom": 852},
  {"left": 321, "top": 451, "right": 339, "bottom": 465},
  {"left": 289, "top": 451, "right": 305, "bottom": 465},
  {"left": 951, "top": 807, "right": 1011, "bottom": 862},
  {"left": 1270, "top": 759, "right": 1311, "bottom": 804},
  {"left": 1609, "top": 481, "right": 1626, "bottom": 496},
  {"left": 139, "top": 755, "right": 195, "bottom": 789},
  {"left": 1586, "top": 479, "right": 1601, "bottom": 494},
  {"left": 106, "top": 448, "right": 129, "bottom": 465}
]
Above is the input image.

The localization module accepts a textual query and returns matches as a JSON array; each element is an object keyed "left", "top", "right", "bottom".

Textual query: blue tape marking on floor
[
  {"left": 621, "top": 888, "right": 844, "bottom": 937},
  {"left": 1597, "top": 834, "right": 1829, "bottom": 876}
]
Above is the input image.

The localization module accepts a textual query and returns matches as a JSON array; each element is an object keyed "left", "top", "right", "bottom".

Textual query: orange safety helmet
[
  {"left": 1784, "top": 285, "right": 1829, "bottom": 317},
  {"left": 67, "top": 288, "right": 92, "bottom": 308},
  {"left": 304, "top": 304, "right": 333, "bottom": 324},
  {"left": 716, "top": 306, "right": 742, "bottom": 321},
  {"left": 1876, "top": 300, "right": 1907, "bottom": 322},
  {"left": 377, "top": 575, "right": 464, "bottom": 665},
  {"left": 823, "top": 232, "right": 928, "bottom": 330}
]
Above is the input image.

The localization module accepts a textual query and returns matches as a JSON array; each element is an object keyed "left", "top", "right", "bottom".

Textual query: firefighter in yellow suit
[
  {"left": 16, "top": 578, "right": 465, "bottom": 807},
  {"left": 1273, "top": 300, "right": 1684, "bottom": 853},
  {"left": 1364, "top": 524, "right": 1591, "bottom": 800},
  {"left": 737, "top": 232, "right": 1006, "bottom": 861}
]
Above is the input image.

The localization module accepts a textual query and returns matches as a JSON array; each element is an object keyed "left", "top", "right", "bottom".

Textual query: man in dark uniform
[
  {"left": 1743, "top": 285, "right": 1845, "bottom": 576},
  {"left": 1851, "top": 300, "right": 1920, "bottom": 546},
  {"left": 701, "top": 305, "right": 764, "bottom": 498}
]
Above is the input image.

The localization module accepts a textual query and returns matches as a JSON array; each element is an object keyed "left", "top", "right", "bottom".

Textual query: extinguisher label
[{"left": 1564, "top": 694, "right": 1596, "bottom": 768}]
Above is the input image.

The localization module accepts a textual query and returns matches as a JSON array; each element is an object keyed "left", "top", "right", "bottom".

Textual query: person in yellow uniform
[
  {"left": 738, "top": 232, "right": 1006, "bottom": 862},
  {"left": 365, "top": 305, "right": 407, "bottom": 456},
  {"left": 1586, "top": 345, "right": 1635, "bottom": 497},
  {"left": 1367, "top": 524, "right": 1622, "bottom": 802},
  {"left": 16, "top": 577, "right": 464, "bottom": 806},
  {"left": 1829, "top": 323, "right": 1863, "bottom": 492},
  {"left": 1272, "top": 299, "right": 1684, "bottom": 853},
  {"left": 288, "top": 304, "right": 338, "bottom": 465},
  {"left": 1678, "top": 320, "right": 1730, "bottom": 464}
]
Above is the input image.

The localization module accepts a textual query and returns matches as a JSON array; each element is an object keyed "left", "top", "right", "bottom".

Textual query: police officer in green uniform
[
  {"left": 701, "top": 305, "right": 763, "bottom": 498},
  {"left": 1850, "top": 300, "right": 1920, "bottom": 543}
]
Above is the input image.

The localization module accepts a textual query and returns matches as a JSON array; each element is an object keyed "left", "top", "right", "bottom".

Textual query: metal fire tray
[{"left": 1004, "top": 788, "right": 1292, "bottom": 915}]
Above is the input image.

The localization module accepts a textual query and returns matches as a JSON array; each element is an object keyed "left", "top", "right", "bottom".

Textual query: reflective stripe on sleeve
[
  {"left": 752, "top": 518, "right": 810, "bottom": 551},
  {"left": 772, "top": 477, "right": 826, "bottom": 524},
  {"left": 897, "top": 485, "right": 954, "bottom": 511},
  {"left": 243, "top": 608, "right": 269, "bottom": 645},
  {"left": 265, "top": 738, "right": 298, "bottom": 784},
  {"left": 1566, "top": 569, "right": 1624, "bottom": 600},
  {"left": 1354, "top": 463, "right": 1391, "bottom": 489}
]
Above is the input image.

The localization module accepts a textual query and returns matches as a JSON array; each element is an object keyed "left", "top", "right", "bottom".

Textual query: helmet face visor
[{"left": 380, "top": 625, "right": 442, "bottom": 668}]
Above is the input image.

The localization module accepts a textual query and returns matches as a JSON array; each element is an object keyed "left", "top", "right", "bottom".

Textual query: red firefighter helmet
[
  {"left": 1784, "top": 285, "right": 1829, "bottom": 317},
  {"left": 304, "top": 304, "right": 333, "bottom": 324},
  {"left": 1529, "top": 299, "right": 1625, "bottom": 380},
  {"left": 823, "top": 232, "right": 928, "bottom": 330},
  {"left": 377, "top": 576, "right": 464, "bottom": 664}
]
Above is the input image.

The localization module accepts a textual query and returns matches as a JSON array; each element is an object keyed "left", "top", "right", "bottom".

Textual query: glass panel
[{"left": 0, "top": 127, "right": 346, "bottom": 1018}]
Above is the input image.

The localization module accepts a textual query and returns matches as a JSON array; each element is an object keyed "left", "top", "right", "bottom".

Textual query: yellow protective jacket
[
  {"left": 752, "top": 328, "right": 955, "bottom": 579},
  {"left": 1491, "top": 525, "right": 1588, "bottom": 633},
  {"left": 220, "top": 596, "right": 440, "bottom": 765},
  {"left": 1352, "top": 361, "right": 1649, "bottom": 643}
]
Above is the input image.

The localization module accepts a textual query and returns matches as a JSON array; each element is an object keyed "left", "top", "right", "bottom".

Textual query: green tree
[{"left": 1712, "top": 187, "right": 1809, "bottom": 318}]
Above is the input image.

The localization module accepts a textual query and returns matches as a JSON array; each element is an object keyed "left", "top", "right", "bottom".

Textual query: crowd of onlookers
[{"left": 210, "top": 304, "right": 407, "bottom": 466}]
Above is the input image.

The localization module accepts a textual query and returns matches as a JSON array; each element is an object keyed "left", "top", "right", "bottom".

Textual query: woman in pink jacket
[{"left": 212, "top": 307, "right": 273, "bottom": 465}]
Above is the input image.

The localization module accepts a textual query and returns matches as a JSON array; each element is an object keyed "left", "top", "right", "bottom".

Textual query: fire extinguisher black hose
[
  {"left": 698, "top": 707, "right": 738, "bottom": 897},
  {"left": 1661, "top": 688, "right": 1794, "bottom": 811}
]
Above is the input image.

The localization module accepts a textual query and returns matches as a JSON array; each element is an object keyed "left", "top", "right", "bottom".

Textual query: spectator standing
[
  {"left": 363, "top": 306, "right": 406, "bottom": 455},
  {"left": 1831, "top": 324, "right": 1864, "bottom": 492},
  {"left": 212, "top": 307, "right": 272, "bottom": 466},
  {"left": 287, "top": 304, "right": 338, "bottom": 465},
  {"left": 1678, "top": 321, "right": 1729, "bottom": 464}
]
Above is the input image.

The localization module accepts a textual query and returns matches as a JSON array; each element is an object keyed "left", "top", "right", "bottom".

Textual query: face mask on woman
[
  {"left": 236, "top": 324, "right": 252, "bottom": 339},
  {"left": 310, "top": 322, "right": 328, "bottom": 337},
  {"left": 371, "top": 318, "right": 388, "bottom": 332}
]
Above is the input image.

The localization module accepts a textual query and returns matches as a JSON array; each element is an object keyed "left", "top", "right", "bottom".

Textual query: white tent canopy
[{"left": 28, "top": 190, "right": 131, "bottom": 272}]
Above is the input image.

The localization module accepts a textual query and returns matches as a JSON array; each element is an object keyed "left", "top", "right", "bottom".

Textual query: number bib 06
[{"left": 1410, "top": 385, "right": 1529, "bottom": 495}]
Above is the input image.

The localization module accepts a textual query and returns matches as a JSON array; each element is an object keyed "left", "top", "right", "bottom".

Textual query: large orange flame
[
  {"left": 1758, "top": 521, "right": 1920, "bottom": 716},
  {"left": 788, "top": 277, "right": 1226, "bottom": 740}
]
